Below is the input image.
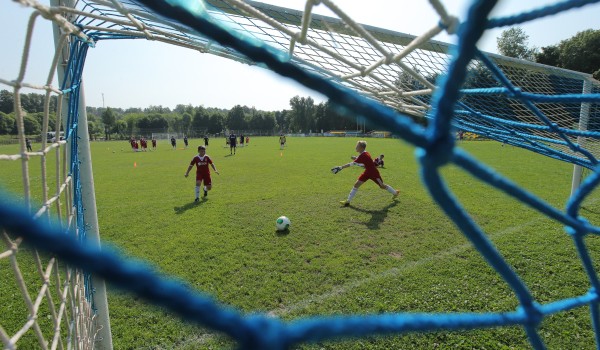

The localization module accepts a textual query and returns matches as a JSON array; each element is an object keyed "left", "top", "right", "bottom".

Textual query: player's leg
[
  {"left": 195, "top": 179, "right": 202, "bottom": 202},
  {"left": 202, "top": 174, "right": 212, "bottom": 198},
  {"left": 376, "top": 178, "right": 400, "bottom": 198},
  {"left": 341, "top": 180, "right": 364, "bottom": 206}
]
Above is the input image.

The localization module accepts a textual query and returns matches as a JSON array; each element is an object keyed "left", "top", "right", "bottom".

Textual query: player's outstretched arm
[
  {"left": 212, "top": 164, "right": 220, "bottom": 175},
  {"left": 185, "top": 164, "right": 193, "bottom": 177}
]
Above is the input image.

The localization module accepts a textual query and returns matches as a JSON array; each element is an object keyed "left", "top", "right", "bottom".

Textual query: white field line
[
  {"left": 172, "top": 216, "right": 549, "bottom": 348},
  {"left": 268, "top": 218, "right": 546, "bottom": 317}
]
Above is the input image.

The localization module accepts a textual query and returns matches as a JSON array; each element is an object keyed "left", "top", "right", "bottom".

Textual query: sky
[{"left": 1, "top": 0, "right": 599, "bottom": 111}]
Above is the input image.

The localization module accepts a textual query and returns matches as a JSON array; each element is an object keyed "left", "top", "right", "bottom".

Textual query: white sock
[
  {"left": 195, "top": 186, "right": 200, "bottom": 198},
  {"left": 347, "top": 188, "right": 358, "bottom": 202},
  {"left": 385, "top": 185, "right": 396, "bottom": 194},
  {"left": 204, "top": 186, "right": 207, "bottom": 191}
]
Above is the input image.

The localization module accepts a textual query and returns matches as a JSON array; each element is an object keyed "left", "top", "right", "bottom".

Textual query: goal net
[{"left": 1, "top": 0, "right": 600, "bottom": 349}]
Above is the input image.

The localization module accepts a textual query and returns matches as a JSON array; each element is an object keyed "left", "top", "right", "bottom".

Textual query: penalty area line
[{"left": 268, "top": 217, "right": 547, "bottom": 317}]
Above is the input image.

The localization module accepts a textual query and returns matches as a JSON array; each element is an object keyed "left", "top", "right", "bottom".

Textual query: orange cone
[{"left": 134, "top": 162, "right": 137, "bottom": 168}]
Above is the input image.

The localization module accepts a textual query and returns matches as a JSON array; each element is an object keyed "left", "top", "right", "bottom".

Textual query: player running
[
  {"left": 279, "top": 134, "right": 286, "bottom": 150},
  {"left": 185, "top": 145, "right": 220, "bottom": 202},
  {"left": 331, "top": 140, "right": 399, "bottom": 206}
]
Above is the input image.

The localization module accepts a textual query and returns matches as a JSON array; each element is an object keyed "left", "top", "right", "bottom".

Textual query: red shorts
[
  {"left": 196, "top": 172, "right": 212, "bottom": 185},
  {"left": 358, "top": 171, "right": 383, "bottom": 185}
]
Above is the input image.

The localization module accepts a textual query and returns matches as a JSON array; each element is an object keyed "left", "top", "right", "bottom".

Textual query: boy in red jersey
[
  {"left": 185, "top": 145, "right": 220, "bottom": 202},
  {"left": 331, "top": 141, "right": 399, "bottom": 206},
  {"left": 151, "top": 137, "right": 157, "bottom": 150}
]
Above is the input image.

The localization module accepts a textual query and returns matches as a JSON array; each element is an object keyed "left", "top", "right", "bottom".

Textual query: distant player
[
  {"left": 229, "top": 132, "right": 237, "bottom": 155},
  {"left": 332, "top": 140, "right": 399, "bottom": 206},
  {"left": 185, "top": 145, "right": 220, "bottom": 202},
  {"left": 184, "top": 135, "right": 189, "bottom": 149},
  {"left": 204, "top": 135, "right": 209, "bottom": 147},
  {"left": 279, "top": 134, "right": 286, "bottom": 150},
  {"left": 151, "top": 137, "right": 157, "bottom": 150},
  {"left": 25, "top": 138, "right": 32, "bottom": 152},
  {"left": 171, "top": 136, "right": 176, "bottom": 149},
  {"left": 133, "top": 139, "right": 139, "bottom": 152},
  {"left": 140, "top": 137, "right": 147, "bottom": 152},
  {"left": 374, "top": 154, "right": 384, "bottom": 167},
  {"left": 246, "top": 136, "right": 249, "bottom": 144},
  {"left": 240, "top": 134, "right": 244, "bottom": 147}
]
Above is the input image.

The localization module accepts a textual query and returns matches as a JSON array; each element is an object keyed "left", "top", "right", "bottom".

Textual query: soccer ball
[{"left": 276, "top": 216, "right": 290, "bottom": 231}]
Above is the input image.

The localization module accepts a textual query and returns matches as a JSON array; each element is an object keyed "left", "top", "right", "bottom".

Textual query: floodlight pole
[
  {"left": 571, "top": 79, "right": 592, "bottom": 197},
  {"left": 50, "top": 0, "right": 113, "bottom": 348}
]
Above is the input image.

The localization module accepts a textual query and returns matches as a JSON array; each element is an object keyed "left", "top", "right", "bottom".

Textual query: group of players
[
  {"left": 129, "top": 136, "right": 157, "bottom": 152},
  {"left": 185, "top": 135, "right": 394, "bottom": 207},
  {"left": 225, "top": 132, "right": 250, "bottom": 155}
]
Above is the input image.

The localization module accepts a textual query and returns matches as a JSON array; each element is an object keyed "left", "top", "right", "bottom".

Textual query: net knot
[
  {"left": 517, "top": 302, "right": 543, "bottom": 328},
  {"left": 565, "top": 217, "right": 589, "bottom": 237},
  {"left": 439, "top": 16, "right": 460, "bottom": 35},
  {"left": 420, "top": 134, "right": 455, "bottom": 168},
  {"left": 510, "top": 87, "right": 523, "bottom": 98}
]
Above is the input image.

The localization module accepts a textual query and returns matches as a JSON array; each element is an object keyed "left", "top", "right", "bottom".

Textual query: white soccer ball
[{"left": 276, "top": 216, "right": 291, "bottom": 231}]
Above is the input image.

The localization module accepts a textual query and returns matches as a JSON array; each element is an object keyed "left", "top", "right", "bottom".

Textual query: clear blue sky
[{"left": 1, "top": 0, "right": 599, "bottom": 111}]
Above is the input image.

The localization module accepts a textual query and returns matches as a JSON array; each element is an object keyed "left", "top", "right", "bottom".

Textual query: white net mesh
[{"left": 2, "top": 0, "right": 599, "bottom": 349}]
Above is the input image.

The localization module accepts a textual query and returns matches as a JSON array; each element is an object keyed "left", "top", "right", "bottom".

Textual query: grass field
[{"left": 3, "top": 136, "right": 600, "bottom": 349}]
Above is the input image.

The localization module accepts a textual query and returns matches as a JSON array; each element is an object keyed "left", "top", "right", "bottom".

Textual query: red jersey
[
  {"left": 354, "top": 151, "right": 379, "bottom": 176},
  {"left": 190, "top": 155, "right": 213, "bottom": 176}
]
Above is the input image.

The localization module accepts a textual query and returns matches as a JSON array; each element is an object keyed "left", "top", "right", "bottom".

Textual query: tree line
[
  {"left": 497, "top": 28, "right": 600, "bottom": 80},
  {"left": 0, "top": 91, "right": 365, "bottom": 139}
]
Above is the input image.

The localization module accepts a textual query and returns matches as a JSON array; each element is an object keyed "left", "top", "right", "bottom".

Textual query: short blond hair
[{"left": 356, "top": 140, "right": 367, "bottom": 150}]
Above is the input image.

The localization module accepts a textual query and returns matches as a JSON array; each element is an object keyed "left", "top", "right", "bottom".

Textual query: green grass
[{"left": 2, "top": 137, "right": 600, "bottom": 349}]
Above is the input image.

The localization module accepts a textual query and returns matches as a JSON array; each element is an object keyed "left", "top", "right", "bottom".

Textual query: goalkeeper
[{"left": 332, "top": 140, "right": 399, "bottom": 206}]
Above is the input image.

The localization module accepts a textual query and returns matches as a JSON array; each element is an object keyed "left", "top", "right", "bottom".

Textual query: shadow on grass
[
  {"left": 348, "top": 200, "right": 399, "bottom": 229},
  {"left": 174, "top": 200, "right": 202, "bottom": 214},
  {"left": 275, "top": 228, "right": 290, "bottom": 237}
]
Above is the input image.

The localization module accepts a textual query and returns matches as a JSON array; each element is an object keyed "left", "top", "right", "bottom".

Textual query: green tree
[
  {"left": 536, "top": 45, "right": 561, "bottom": 68},
  {"left": 23, "top": 114, "right": 41, "bottom": 135},
  {"left": 20, "top": 93, "right": 45, "bottom": 113},
  {"left": 208, "top": 112, "right": 224, "bottom": 134},
  {"left": 182, "top": 113, "right": 192, "bottom": 134},
  {"left": 558, "top": 29, "right": 600, "bottom": 75},
  {"left": 497, "top": 27, "right": 537, "bottom": 61},
  {"left": 88, "top": 120, "right": 105, "bottom": 140},
  {"left": 0, "top": 112, "right": 15, "bottom": 134},
  {"left": 289, "top": 96, "right": 315, "bottom": 132},
  {"left": 114, "top": 120, "right": 128, "bottom": 139},
  {"left": 101, "top": 107, "right": 116, "bottom": 140},
  {"left": 0, "top": 90, "right": 14, "bottom": 114},
  {"left": 192, "top": 108, "right": 209, "bottom": 134},
  {"left": 274, "top": 110, "right": 290, "bottom": 131},
  {"left": 174, "top": 104, "right": 194, "bottom": 115},
  {"left": 226, "top": 105, "right": 247, "bottom": 131}
]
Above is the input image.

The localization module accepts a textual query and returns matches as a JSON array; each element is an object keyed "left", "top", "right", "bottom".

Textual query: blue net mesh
[{"left": 2, "top": 0, "right": 600, "bottom": 349}]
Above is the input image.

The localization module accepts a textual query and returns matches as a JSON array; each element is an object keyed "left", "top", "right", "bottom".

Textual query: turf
[{"left": 2, "top": 136, "right": 600, "bottom": 349}]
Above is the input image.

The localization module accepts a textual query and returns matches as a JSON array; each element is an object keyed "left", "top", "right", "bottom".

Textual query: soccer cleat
[
  {"left": 203, "top": 190, "right": 208, "bottom": 197},
  {"left": 340, "top": 200, "right": 350, "bottom": 207},
  {"left": 393, "top": 190, "right": 400, "bottom": 199},
  {"left": 194, "top": 198, "right": 200, "bottom": 203}
]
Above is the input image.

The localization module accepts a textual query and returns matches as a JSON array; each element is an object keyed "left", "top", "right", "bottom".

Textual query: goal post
[
  {"left": 50, "top": 0, "right": 112, "bottom": 347},
  {"left": 571, "top": 78, "right": 593, "bottom": 196}
]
